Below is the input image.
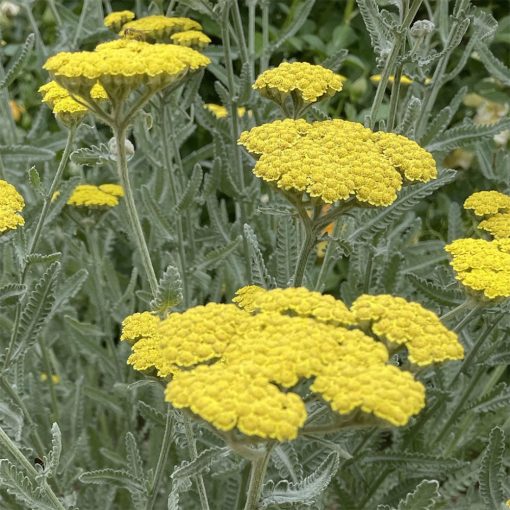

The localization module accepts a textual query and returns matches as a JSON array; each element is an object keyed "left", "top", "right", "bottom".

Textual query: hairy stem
[{"left": 243, "top": 445, "right": 274, "bottom": 510}]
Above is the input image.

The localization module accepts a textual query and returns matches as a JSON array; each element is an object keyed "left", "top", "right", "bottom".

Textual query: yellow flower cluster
[
  {"left": 464, "top": 191, "right": 510, "bottom": 239},
  {"left": 0, "top": 179, "right": 25, "bottom": 233},
  {"left": 253, "top": 62, "right": 343, "bottom": 104},
  {"left": 43, "top": 39, "right": 210, "bottom": 101},
  {"left": 67, "top": 184, "right": 124, "bottom": 208},
  {"left": 103, "top": 10, "right": 135, "bottom": 32},
  {"left": 233, "top": 285, "right": 355, "bottom": 325},
  {"left": 120, "top": 15, "right": 202, "bottom": 41},
  {"left": 238, "top": 119, "right": 437, "bottom": 205},
  {"left": 370, "top": 74, "right": 414, "bottom": 86},
  {"left": 445, "top": 238, "right": 510, "bottom": 299},
  {"left": 204, "top": 103, "right": 246, "bottom": 119},
  {"left": 171, "top": 30, "right": 211, "bottom": 50},
  {"left": 39, "top": 81, "right": 107, "bottom": 123},
  {"left": 351, "top": 295, "right": 464, "bottom": 365},
  {"left": 122, "top": 286, "right": 461, "bottom": 440}
]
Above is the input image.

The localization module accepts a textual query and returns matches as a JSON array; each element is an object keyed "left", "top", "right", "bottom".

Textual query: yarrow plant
[{"left": 0, "top": 1, "right": 509, "bottom": 510}]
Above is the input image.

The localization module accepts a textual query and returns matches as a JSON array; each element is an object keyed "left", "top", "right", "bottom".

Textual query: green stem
[
  {"left": 243, "top": 445, "right": 274, "bottom": 510},
  {"left": 146, "top": 407, "right": 174, "bottom": 510},
  {"left": 292, "top": 200, "right": 316, "bottom": 287},
  {"left": 439, "top": 299, "right": 472, "bottom": 321},
  {"left": 113, "top": 125, "right": 158, "bottom": 297},
  {"left": 260, "top": 1, "right": 270, "bottom": 72},
  {"left": 369, "top": 0, "right": 423, "bottom": 129},
  {"left": 183, "top": 415, "right": 210, "bottom": 510},
  {"left": 84, "top": 226, "right": 122, "bottom": 380}
]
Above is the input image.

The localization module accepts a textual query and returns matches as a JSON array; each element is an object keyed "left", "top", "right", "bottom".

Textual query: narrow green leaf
[
  {"left": 0, "top": 145, "right": 55, "bottom": 163},
  {"left": 275, "top": 216, "right": 298, "bottom": 287},
  {"left": 176, "top": 164, "right": 203, "bottom": 212},
  {"left": 0, "top": 283, "right": 26, "bottom": 303},
  {"left": 0, "top": 33, "right": 34, "bottom": 90},
  {"left": 79, "top": 468, "right": 145, "bottom": 494},
  {"left": 125, "top": 432, "right": 145, "bottom": 481},
  {"left": 469, "top": 384, "right": 510, "bottom": 413},
  {"left": 397, "top": 480, "right": 440, "bottom": 510},
  {"left": 150, "top": 265, "right": 183, "bottom": 313},
  {"left": 172, "top": 446, "right": 230, "bottom": 481},
  {"left": 479, "top": 427, "right": 505, "bottom": 510}
]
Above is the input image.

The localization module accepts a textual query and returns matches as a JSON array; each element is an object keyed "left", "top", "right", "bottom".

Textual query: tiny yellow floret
[
  {"left": 254, "top": 62, "right": 343, "bottom": 104},
  {"left": 0, "top": 179, "right": 25, "bottom": 233}
]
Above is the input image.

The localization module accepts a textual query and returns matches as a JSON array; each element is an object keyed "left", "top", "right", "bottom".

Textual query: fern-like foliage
[{"left": 479, "top": 426, "right": 505, "bottom": 509}]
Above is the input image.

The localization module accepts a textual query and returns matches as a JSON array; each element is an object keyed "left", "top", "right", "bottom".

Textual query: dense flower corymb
[
  {"left": 120, "top": 15, "right": 202, "bottom": 41},
  {"left": 253, "top": 62, "right": 343, "bottom": 104},
  {"left": 445, "top": 238, "right": 510, "bottom": 299},
  {"left": 43, "top": 40, "right": 210, "bottom": 100},
  {"left": 122, "top": 286, "right": 461, "bottom": 440},
  {"left": 67, "top": 184, "right": 124, "bottom": 208},
  {"left": 171, "top": 30, "right": 211, "bottom": 49},
  {"left": 238, "top": 119, "right": 437, "bottom": 205},
  {"left": 351, "top": 294, "right": 464, "bottom": 365},
  {"left": 464, "top": 191, "right": 510, "bottom": 239},
  {"left": 0, "top": 180, "right": 25, "bottom": 233},
  {"left": 103, "top": 10, "right": 135, "bottom": 32}
]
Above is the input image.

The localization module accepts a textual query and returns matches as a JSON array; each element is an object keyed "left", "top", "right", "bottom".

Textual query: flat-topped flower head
[
  {"left": 43, "top": 40, "right": 210, "bottom": 102},
  {"left": 171, "top": 30, "right": 211, "bottom": 50},
  {"left": 204, "top": 103, "right": 246, "bottom": 119},
  {"left": 254, "top": 62, "right": 343, "bottom": 105},
  {"left": 120, "top": 15, "right": 202, "bottom": 42},
  {"left": 445, "top": 238, "right": 510, "bottom": 300},
  {"left": 0, "top": 180, "right": 24, "bottom": 233},
  {"left": 104, "top": 10, "right": 135, "bottom": 32},
  {"left": 121, "top": 286, "right": 459, "bottom": 440},
  {"left": 67, "top": 184, "right": 124, "bottom": 208},
  {"left": 233, "top": 285, "right": 355, "bottom": 326},
  {"left": 238, "top": 119, "right": 437, "bottom": 205},
  {"left": 464, "top": 191, "right": 510, "bottom": 239},
  {"left": 351, "top": 294, "right": 464, "bottom": 365}
]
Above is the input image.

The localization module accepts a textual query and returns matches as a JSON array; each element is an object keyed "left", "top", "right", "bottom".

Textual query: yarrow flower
[
  {"left": 103, "top": 10, "right": 135, "bottom": 32},
  {"left": 120, "top": 15, "right": 202, "bottom": 41},
  {"left": 66, "top": 184, "right": 124, "bottom": 208},
  {"left": 204, "top": 103, "right": 246, "bottom": 119},
  {"left": 253, "top": 62, "right": 343, "bottom": 104},
  {"left": 445, "top": 238, "right": 510, "bottom": 300},
  {"left": 238, "top": 119, "right": 437, "bottom": 205},
  {"left": 464, "top": 191, "right": 510, "bottom": 239},
  {"left": 43, "top": 39, "right": 210, "bottom": 103},
  {"left": 39, "top": 81, "right": 107, "bottom": 125},
  {"left": 121, "top": 286, "right": 461, "bottom": 441},
  {"left": 0, "top": 179, "right": 24, "bottom": 233},
  {"left": 351, "top": 295, "right": 463, "bottom": 365},
  {"left": 171, "top": 30, "right": 211, "bottom": 50}
]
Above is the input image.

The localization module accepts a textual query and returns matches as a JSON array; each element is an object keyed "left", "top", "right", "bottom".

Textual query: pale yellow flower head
[
  {"left": 0, "top": 179, "right": 24, "bottom": 233},
  {"left": 121, "top": 286, "right": 460, "bottom": 441},
  {"left": 351, "top": 294, "right": 464, "bottom": 365},
  {"left": 104, "top": 10, "right": 135, "bottom": 32},
  {"left": 171, "top": 30, "right": 211, "bottom": 50},
  {"left": 204, "top": 103, "right": 246, "bottom": 119},
  {"left": 254, "top": 61, "right": 343, "bottom": 104},
  {"left": 43, "top": 40, "right": 210, "bottom": 102},
  {"left": 445, "top": 238, "right": 510, "bottom": 299},
  {"left": 464, "top": 191, "right": 510, "bottom": 239},
  {"left": 67, "top": 184, "right": 124, "bottom": 208},
  {"left": 120, "top": 15, "right": 202, "bottom": 41},
  {"left": 238, "top": 119, "right": 437, "bottom": 205}
]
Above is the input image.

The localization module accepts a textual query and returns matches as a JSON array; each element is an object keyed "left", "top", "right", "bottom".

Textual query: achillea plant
[{"left": 0, "top": 1, "right": 509, "bottom": 510}]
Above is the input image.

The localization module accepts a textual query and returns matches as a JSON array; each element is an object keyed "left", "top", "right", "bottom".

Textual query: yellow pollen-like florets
[
  {"left": 43, "top": 40, "right": 210, "bottom": 101},
  {"left": 464, "top": 191, "right": 510, "bottom": 239},
  {"left": 233, "top": 285, "right": 355, "bottom": 326},
  {"left": 67, "top": 184, "right": 124, "bottom": 208},
  {"left": 121, "top": 286, "right": 460, "bottom": 440},
  {"left": 204, "top": 103, "right": 246, "bottom": 119},
  {"left": 120, "top": 15, "right": 202, "bottom": 41},
  {"left": 0, "top": 179, "right": 25, "bottom": 233},
  {"left": 171, "top": 30, "right": 211, "bottom": 49},
  {"left": 104, "top": 10, "right": 135, "bottom": 32},
  {"left": 445, "top": 238, "right": 510, "bottom": 299},
  {"left": 253, "top": 62, "right": 343, "bottom": 103},
  {"left": 238, "top": 119, "right": 437, "bottom": 205},
  {"left": 351, "top": 294, "right": 464, "bottom": 365}
]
